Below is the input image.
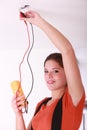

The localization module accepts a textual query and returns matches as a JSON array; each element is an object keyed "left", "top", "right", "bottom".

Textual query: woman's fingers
[{"left": 11, "top": 92, "right": 25, "bottom": 114}]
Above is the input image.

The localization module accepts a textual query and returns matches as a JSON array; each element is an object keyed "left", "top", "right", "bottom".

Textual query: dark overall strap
[
  {"left": 51, "top": 97, "right": 62, "bottom": 130},
  {"left": 31, "top": 97, "right": 62, "bottom": 130}
]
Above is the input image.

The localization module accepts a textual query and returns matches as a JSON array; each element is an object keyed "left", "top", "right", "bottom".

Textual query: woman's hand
[
  {"left": 11, "top": 92, "right": 25, "bottom": 115},
  {"left": 19, "top": 10, "right": 43, "bottom": 26}
]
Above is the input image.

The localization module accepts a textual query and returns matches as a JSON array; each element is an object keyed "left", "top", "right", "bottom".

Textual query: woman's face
[{"left": 44, "top": 60, "right": 67, "bottom": 91}]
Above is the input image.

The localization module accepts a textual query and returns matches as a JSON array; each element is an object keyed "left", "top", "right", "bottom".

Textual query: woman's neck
[{"left": 51, "top": 87, "right": 66, "bottom": 100}]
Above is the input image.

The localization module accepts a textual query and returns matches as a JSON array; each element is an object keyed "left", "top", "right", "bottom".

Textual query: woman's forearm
[
  {"left": 37, "top": 17, "right": 73, "bottom": 54},
  {"left": 16, "top": 114, "right": 26, "bottom": 130}
]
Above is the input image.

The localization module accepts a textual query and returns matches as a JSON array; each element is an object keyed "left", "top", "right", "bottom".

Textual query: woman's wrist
[
  {"left": 15, "top": 111, "right": 23, "bottom": 118},
  {"left": 37, "top": 17, "right": 48, "bottom": 30}
]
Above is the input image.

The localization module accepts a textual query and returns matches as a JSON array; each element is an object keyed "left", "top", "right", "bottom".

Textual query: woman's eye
[
  {"left": 44, "top": 69, "right": 59, "bottom": 74},
  {"left": 54, "top": 70, "right": 59, "bottom": 73},
  {"left": 44, "top": 70, "right": 48, "bottom": 73}
]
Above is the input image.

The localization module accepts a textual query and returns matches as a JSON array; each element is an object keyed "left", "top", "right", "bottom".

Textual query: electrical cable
[
  {"left": 26, "top": 23, "right": 34, "bottom": 99},
  {"left": 19, "top": 20, "right": 34, "bottom": 113},
  {"left": 24, "top": 23, "right": 34, "bottom": 113}
]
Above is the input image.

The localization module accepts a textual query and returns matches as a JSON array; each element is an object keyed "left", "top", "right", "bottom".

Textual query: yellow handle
[{"left": 11, "top": 80, "right": 24, "bottom": 96}]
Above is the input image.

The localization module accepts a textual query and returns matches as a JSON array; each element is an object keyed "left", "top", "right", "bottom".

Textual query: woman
[{"left": 11, "top": 11, "right": 85, "bottom": 130}]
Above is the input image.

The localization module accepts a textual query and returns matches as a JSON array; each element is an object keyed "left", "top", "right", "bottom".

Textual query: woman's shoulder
[
  {"left": 37, "top": 97, "right": 51, "bottom": 106},
  {"left": 34, "top": 97, "right": 51, "bottom": 115},
  {"left": 63, "top": 87, "right": 85, "bottom": 109}
]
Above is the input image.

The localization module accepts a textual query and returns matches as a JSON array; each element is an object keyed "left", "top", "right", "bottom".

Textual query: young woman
[{"left": 11, "top": 11, "right": 85, "bottom": 130}]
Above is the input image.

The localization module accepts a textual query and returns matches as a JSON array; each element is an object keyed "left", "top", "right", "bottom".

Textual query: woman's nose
[{"left": 48, "top": 72, "right": 53, "bottom": 78}]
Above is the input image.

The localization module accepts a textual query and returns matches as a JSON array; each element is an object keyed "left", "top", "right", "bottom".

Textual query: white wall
[{"left": 0, "top": 0, "right": 87, "bottom": 129}]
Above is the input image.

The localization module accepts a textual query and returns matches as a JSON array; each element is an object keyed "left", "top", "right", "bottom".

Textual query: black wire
[
  {"left": 26, "top": 23, "right": 34, "bottom": 99},
  {"left": 24, "top": 23, "right": 34, "bottom": 113}
]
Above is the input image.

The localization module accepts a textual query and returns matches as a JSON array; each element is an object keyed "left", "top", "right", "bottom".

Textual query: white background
[{"left": 0, "top": 0, "right": 87, "bottom": 129}]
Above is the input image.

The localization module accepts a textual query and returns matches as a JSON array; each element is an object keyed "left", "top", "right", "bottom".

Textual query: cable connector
[{"left": 19, "top": 5, "right": 30, "bottom": 13}]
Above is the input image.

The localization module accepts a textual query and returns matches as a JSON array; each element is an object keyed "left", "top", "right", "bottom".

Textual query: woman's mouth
[{"left": 47, "top": 80, "right": 55, "bottom": 84}]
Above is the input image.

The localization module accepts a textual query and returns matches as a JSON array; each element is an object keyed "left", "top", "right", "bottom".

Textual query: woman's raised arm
[{"left": 20, "top": 11, "right": 85, "bottom": 106}]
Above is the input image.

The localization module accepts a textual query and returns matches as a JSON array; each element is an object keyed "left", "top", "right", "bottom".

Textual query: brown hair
[{"left": 44, "top": 53, "right": 63, "bottom": 68}]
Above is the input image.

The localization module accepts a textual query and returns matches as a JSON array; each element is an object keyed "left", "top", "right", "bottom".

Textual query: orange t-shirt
[{"left": 31, "top": 89, "right": 85, "bottom": 130}]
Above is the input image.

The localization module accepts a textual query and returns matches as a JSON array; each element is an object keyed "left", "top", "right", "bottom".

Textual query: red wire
[{"left": 19, "top": 21, "right": 31, "bottom": 87}]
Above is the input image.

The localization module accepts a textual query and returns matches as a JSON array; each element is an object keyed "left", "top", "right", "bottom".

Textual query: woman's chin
[{"left": 47, "top": 85, "right": 57, "bottom": 91}]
